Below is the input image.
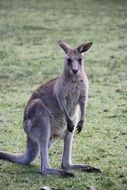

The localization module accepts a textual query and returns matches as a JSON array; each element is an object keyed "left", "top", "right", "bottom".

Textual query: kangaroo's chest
[
  {"left": 67, "top": 86, "right": 79, "bottom": 103},
  {"left": 66, "top": 82, "right": 82, "bottom": 113}
]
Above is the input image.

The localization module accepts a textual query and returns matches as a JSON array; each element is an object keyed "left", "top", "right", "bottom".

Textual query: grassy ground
[{"left": 0, "top": 0, "right": 127, "bottom": 189}]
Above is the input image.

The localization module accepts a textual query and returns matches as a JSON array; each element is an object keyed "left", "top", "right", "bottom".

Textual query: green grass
[{"left": 0, "top": 0, "right": 127, "bottom": 189}]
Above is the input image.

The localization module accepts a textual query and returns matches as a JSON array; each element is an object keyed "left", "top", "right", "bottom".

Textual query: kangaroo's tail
[{"left": 0, "top": 136, "right": 39, "bottom": 165}]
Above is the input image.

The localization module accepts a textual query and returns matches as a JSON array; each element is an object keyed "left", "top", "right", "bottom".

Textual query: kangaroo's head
[{"left": 58, "top": 40, "right": 93, "bottom": 77}]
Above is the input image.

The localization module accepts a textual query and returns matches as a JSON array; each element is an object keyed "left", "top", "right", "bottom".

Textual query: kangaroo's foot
[
  {"left": 61, "top": 163, "right": 102, "bottom": 173},
  {"left": 39, "top": 168, "right": 75, "bottom": 178}
]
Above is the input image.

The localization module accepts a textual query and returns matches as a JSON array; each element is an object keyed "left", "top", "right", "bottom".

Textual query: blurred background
[{"left": 0, "top": 0, "right": 127, "bottom": 190}]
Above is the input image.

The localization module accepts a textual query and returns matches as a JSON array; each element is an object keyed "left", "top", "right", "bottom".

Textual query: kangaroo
[{"left": 0, "top": 41, "right": 101, "bottom": 177}]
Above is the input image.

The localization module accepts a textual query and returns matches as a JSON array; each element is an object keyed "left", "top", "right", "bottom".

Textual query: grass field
[{"left": 0, "top": 0, "right": 127, "bottom": 189}]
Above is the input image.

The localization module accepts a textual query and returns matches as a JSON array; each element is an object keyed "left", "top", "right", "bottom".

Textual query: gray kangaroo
[{"left": 0, "top": 41, "right": 101, "bottom": 177}]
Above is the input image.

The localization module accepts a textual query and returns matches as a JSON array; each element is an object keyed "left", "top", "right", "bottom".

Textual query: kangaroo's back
[{"left": 24, "top": 78, "right": 59, "bottom": 121}]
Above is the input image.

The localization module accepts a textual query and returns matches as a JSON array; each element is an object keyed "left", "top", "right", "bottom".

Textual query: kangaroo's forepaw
[
  {"left": 67, "top": 119, "right": 74, "bottom": 133},
  {"left": 81, "top": 166, "right": 102, "bottom": 173},
  {"left": 76, "top": 119, "right": 84, "bottom": 133},
  {"left": 59, "top": 170, "right": 75, "bottom": 178}
]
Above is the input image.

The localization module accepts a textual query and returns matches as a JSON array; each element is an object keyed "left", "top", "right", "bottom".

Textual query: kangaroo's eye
[
  {"left": 67, "top": 58, "right": 72, "bottom": 66},
  {"left": 78, "top": 58, "right": 82, "bottom": 64}
]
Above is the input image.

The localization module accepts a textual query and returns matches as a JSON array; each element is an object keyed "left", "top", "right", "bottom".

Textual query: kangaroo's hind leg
[
  {"left": 61, "top": 130, "right": 101, "bottom": 173},
  {"left": 27, "top": 98, "right": 74, "bottom": 177}
]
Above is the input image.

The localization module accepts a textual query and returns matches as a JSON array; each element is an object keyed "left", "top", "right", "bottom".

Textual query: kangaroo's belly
[
  {"left": 49, "top": 105, "right": 80, "bottom": 139},
  {"left": 49, "top": 112, "right": 66, "bottom": 138}
]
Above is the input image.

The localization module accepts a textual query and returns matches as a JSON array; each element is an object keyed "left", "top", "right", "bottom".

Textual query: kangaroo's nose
[{"left": 73, "top": 69, "right": 78, "bottom": 75}]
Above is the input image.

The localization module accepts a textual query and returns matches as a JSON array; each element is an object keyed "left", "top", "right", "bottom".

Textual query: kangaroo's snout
[{"left": 72, "top": 69, "right": 78, "bottom": 75}]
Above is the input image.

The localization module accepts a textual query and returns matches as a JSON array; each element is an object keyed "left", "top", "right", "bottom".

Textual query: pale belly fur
[{"left": 49, "top": 105, "right": 80, "bottom": 139}]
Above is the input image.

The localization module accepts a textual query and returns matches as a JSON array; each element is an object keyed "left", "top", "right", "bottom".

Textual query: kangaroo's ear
[
  {"left": 58, "top": 40, "right": 71, "bottom": 54},
  {"left": 77, "top": 42, "right": 93, "bottom": 53}
]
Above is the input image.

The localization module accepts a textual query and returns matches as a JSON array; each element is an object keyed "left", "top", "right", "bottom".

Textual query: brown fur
[{"left": 0, "top": 41, "right": 101, "bottom": 176}]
